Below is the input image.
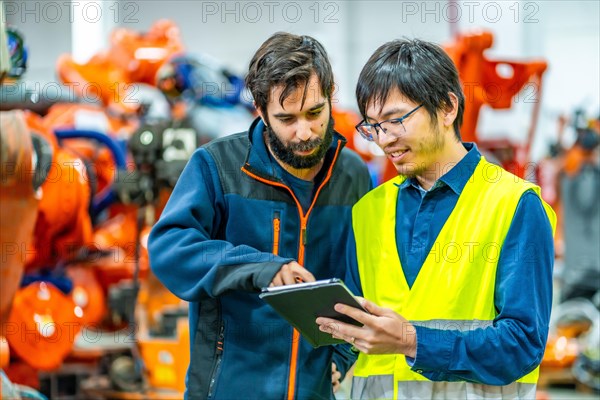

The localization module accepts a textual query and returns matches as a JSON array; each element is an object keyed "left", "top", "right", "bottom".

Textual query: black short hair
[
  {"left": 246, "top": 32, "right": 334, "bottom": 115},
  {"left": 356, "top": 39, "right": 465, "bottom": 140}
]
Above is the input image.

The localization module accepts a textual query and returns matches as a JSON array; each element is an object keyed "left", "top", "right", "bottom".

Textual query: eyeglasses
[{"left": 355, "top": 104, "right": 423, "bottom": 142}]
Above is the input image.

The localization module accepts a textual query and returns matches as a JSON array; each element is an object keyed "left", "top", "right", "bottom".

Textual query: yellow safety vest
[{"left": 351, "top": 158, "right": 556, "bottom": 400}]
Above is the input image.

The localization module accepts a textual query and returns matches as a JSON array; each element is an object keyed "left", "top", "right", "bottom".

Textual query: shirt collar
[
  {"left": 439, "top": 142, "right": 481, "bottom": 194},
  {"left": 396, "top": 142, "right": 481, "bottom": 195}
]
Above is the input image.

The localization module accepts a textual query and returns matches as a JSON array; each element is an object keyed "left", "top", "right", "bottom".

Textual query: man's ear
[
  {"left": 254, "top": 102, "right": 268, "bottom": 127},
  {"left": 442, "top": 92, "right": 459, "bottom": 127}
]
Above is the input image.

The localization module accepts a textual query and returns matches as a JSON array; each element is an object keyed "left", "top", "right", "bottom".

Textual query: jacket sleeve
[
  {"left": 332, "top": 171, "right": 371, "bottom": 381},
  {"left": 343, "top": 226, "right": 364, "bottom": 297},
  {"left": 407, "top": 191, "right": 554, "bottom": 385},
  {"left": 331, "top": 342, "right": 358, "bottom": 381},
  {"left": 148, "top": 148, "right": 293, "bottom": 302},
  {"left": 330, "top": 229, "right": 361, "bottom": 380}
]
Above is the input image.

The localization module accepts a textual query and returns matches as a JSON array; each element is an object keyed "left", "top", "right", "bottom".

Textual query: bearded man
[{"left": 149, "top": 32, "right": 371, "bottom": 400}]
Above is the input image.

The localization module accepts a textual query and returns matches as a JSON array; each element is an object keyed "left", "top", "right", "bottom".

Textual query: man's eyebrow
[
  {"left": 379, "top": 107, "right": 410, "bottom": 120},
  {"left": 366, "top": 107, "right": 408, "bottom": 122},
  {"left": 273, "top": 102, "right": 326, "bottom": 118},
  {"left": 273, "top": 112, "right": 293, "bottom": 118},
  {"left": 308, "top": 102, "right": 326, "bottom": 111}
]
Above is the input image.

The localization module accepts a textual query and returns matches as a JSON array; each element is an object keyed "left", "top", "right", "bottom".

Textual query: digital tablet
[{"left": 259, "top": 278, "right": 366, "bottom": 348}]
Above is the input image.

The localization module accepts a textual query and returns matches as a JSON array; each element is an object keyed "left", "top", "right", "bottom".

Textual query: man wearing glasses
[
  {"left": 316, "top": 39, "right": 556, "bottom": 399},
  {"left": 149, "top": 33, "right": 371, "bottom": 399}
]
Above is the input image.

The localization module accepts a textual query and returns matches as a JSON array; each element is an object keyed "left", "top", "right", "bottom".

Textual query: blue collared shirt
[{"left": 345, "top": 143, "right": 554, "bottom": 385}]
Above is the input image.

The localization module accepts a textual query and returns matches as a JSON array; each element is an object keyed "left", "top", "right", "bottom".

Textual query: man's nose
[
  {"left": 296, "top": 119, "right": 313, "bottom": 141},
  {"left": 376, "top": 130, "right": 396, "bottom": 147}
]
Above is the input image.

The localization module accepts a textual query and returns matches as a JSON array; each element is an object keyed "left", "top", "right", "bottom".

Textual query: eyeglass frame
[{"left": 355, "top": 104, "right": 423, "bottom": 142}]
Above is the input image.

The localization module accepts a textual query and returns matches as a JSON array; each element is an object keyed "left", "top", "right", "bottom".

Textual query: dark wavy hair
[
  {"left": 246, "top": 32, "right": 334, "bottom": 115},
  {"left": 356, "top": 39, "right": 465, "bottom": 140}
]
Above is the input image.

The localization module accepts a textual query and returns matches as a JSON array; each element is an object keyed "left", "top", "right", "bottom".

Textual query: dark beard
[{"left": 266, "top": 118, "right": 334, "bottom": 170}]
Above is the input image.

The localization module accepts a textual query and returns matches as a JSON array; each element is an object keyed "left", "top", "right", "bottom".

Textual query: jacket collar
[{"left": 244, "top": 117, "right": 347, "bottom": 182}]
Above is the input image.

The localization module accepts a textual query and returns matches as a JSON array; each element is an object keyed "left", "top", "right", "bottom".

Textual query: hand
[
  {"left": 331, "top": 362, "right": 342, "bottom": 393},
  {"left": 315, "top": 298, "right": 417, "bottom": 357},
  {"left": 269, "top": 261, "right": 315, "bottom": 287}
]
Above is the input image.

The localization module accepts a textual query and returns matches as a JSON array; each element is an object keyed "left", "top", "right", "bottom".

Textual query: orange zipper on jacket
[
  {"left": 241, "top": 141, "right": 342, "bottom": 400},
  {"left": 273, "top": 213, "right": 281, "bottom": 255}
]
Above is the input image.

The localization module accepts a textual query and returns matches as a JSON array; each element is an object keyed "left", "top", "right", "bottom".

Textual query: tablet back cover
[{"left": 260, "top": 279, "right": 363, "bottom": 348}]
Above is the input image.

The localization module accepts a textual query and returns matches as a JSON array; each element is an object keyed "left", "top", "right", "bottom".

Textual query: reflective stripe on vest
[
  {"left": 351, "top": 158, "right": 556, "bottom": 399},
  {"left": 352, "top": 378, "right": 537, "bottom": 400}
]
